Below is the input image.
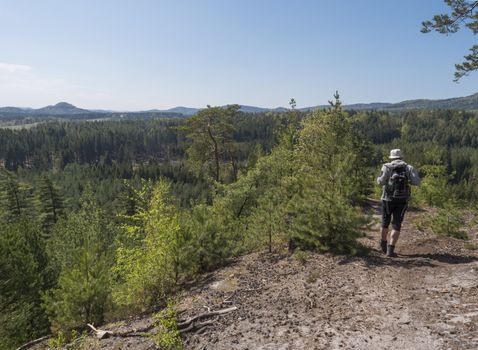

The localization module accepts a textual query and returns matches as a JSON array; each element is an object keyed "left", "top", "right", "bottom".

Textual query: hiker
[{"left": 377, "top": 149, "right": 420, "bottom": 257}]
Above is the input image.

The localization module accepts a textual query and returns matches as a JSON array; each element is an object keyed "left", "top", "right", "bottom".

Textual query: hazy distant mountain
[
  {"left": 1, "top": 93, "right": 477, "bottom": 119},
  {"left": 0, "top": 102, "right": 90, "bottom": 116},
  {"left": 156, "top": 105, "right": 290, "bottom": 115},
  {"left": 162, "top": 107, "right": 199, "bottom": 115},
  {"left": 333, "top": 102, "right": 393, "bottom": 111},
  {"left": 238, "top": 105, "right": 289, "bottom": 113},
  {"left": 304, "top": 93, "right": 478, "bottom": 112},
  {"left": 161, "top": 93, "right": 478, "bottom": 114},
  {"left": 387, "top": 93, "right": 478, "bottom": 110},
  {"left": 0, "top": 106, "right": 30, "bottom": 114}
]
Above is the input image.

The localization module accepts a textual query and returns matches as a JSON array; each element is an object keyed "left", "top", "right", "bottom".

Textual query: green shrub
[
  {"left": 432, "top": 204, "right": 467, "bottom": 239},
  {"left": 414, "top": 203, "right": 467, "bottom": 239},
  {"left": 294, "top": 249, "right": 310, "bottom": 265},
  {"left": 48, "top": 331, "right": 68, "bottom": 349},
  {"left": 112, "top": 180, "right": 183, "bottom": 311},
  {"left": 413, "top": 164, "right": 453, "bottom": 207},
  {"left": 149, "top": 301, "right": 183, "bottom": 350}
]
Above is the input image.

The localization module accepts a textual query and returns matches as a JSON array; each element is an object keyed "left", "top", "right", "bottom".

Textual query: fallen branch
[
  {"left": 87, "top": 324, "right": 114, "bottom": 340},
  {"left": 180, "top": 320, "right": 215, "bottom": 334},
  {"left": 16, "top": 335, "right": 51, "bottom": 350},
  {"left": 82, "top": 306, "right": 237, "bottom": 340},
  {"left": 223, "top": 292, "right": 236, "bottom": 303},
  {"left": 87, "top": 323, "right": 152, "bottom": 339},
  {"left": 177, "top": 306, "right": 237, "bottom": 329}
]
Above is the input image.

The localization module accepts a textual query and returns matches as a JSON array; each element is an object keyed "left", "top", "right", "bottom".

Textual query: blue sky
[{"left": 0, "top": 0, "right": 477, "bottom": 110}]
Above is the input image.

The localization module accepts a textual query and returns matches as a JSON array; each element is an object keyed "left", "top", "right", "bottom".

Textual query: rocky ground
[{"left": 31, "top": 201, "right": 478, "bottom": 349}]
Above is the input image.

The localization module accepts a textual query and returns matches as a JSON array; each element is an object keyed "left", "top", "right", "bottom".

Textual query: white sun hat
[{"left": 389, "top": 149, "right": 403, "bottom": 159}]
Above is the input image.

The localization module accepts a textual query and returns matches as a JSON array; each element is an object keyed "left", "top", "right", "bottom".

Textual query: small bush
[
  {"left": 48, "top": 331, "right": 68, "bottom": 349},
  {"left": 48, "top": 330, "right": 87, "bottom": 350},
  {"left": 432, "top": 205, "right": 467, "bottom": 239},
  {"left": 305, "top": 271, "right": 319, "bottom": 284},
  {"left": 294, "top": 249, "right": 310, "bottom": 265},
  {"left": 149, "top": 301, "right": 183, "bottom": 350},
  {"left": 415, "top": 204, "right": 467, "bottom": 239},
  {"left": 413, "top": 214, "right": 431, "bottom": 232}
]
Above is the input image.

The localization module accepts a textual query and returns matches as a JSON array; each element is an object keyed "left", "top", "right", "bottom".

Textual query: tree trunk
[{"left": 207, "top": 124, "right": 220, "bottom": 182}]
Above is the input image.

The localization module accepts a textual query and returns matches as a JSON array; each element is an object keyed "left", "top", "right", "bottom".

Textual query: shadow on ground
[
  {"left": 337, "top": 251, "right": 478, "bottom": 270},
  {"left": 400, "top": 253, "right": 478, "bottom": 264},
  {"left": 339, "top": 254, "right": 437, "bottom": 269}
]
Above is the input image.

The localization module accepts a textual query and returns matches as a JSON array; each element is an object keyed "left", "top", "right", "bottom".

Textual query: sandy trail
[{"left": 181, "top": 203, "right": 478, "bottom": 350}]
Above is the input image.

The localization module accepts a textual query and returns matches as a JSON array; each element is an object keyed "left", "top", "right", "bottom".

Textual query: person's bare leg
[
  {"left": 380, "top": 227, "right": 389, "bottom": 253},
  {"left": 390, "top": 229, "right": 400, "bottom": 246},
  {"left": 381, "top": 227, "right": 389, "bottom": 241},
  {"left": 387, "top": 229, "right": 400, "bottom": 257}
]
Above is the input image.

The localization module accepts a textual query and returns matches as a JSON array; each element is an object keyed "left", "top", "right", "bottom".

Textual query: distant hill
[
  {"left": 0, "top": 102, "right": 90, "bottom": 117},
  {"left": 35, "top": 102, "right": 90, "bottom": 115},
  {"left": 1, "top": 93, "right": 478, "bottom": 119},
  {"left": 151, "top": 105, "right": 289, "bottom": 115},
  {"left": 386, "top": 93, "right": 478, "bottom": 110},
  {"left": 162, "top": 106, "right": 199, "bottom": 115},
  {"left": 304, "top": 92, "right": 478, "bottom": 112},
  {"left": 238, "top": 105, "right": 289, "bottom": 113},
  {"left": 0, "top": 107, "right": 30, "bottom": 114}
]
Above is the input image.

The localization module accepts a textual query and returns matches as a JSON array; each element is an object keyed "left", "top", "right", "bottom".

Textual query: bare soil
[{"left": 32, "top": 201, "right": 478, "bottom": 349}]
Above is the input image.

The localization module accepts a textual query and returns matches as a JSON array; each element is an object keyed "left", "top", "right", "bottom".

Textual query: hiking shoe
[
  {"left": 380, "top": 240, "right": 387, "bottom": 254},
  {"left": 386, "top": 244, "right": 397, "bottom": 258}
]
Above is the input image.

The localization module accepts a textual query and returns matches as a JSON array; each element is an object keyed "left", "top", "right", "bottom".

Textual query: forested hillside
[{"left": 2, "top": 97, "right": 478, "bottom": 349}]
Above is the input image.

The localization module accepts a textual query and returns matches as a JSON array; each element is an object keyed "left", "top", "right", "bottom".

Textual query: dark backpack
[{"left": 385, "top": 164, "right": 410, "bottom": 201}]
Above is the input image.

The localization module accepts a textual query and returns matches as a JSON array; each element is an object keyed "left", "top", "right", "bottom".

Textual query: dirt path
[
  {"left": 179, "top": 203, "right": 478, "bottom": 350},
  {"left": 33, "top": 202, "right": 478, "bottom": 349}
]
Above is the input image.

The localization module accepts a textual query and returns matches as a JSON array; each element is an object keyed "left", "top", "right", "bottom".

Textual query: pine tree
[
  {"left": 0, "top": 220, "right": 49, "bottom": 349},
  {"left": 246, "top": 138, "right": 296, "bottom": 253},
  {"left": 43, "top": 188, "right": 113, "bottom": 332},
  {"left": 181, "top": 105, "right": 240, "bottom": 183},
  {"left": 0, "top": 168, "right": 31, "bottom": 221},
  {"left": 287, "top": 93, "right": 368, "bottom": 253},
  {"left": 422, "top": 0, "right": 478, "bottom": 80},
  {"left": 37, "top": 175, "right": 65, "bottom": 232},
  {"left": 185, "top": 200, "right": 238, "bottom": 271}
]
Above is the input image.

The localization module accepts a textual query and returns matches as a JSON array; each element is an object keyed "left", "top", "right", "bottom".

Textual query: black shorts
[{"left": 381, "top": 200, "right": 408, "bottom": 231}]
